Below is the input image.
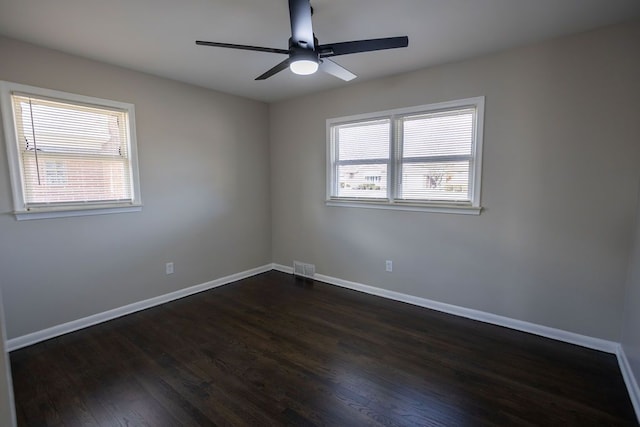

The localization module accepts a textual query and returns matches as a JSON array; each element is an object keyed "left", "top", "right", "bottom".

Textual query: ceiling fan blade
[
  {"left": 255, "top": 58, "right": 291, "bottom": 80},
  {"left": 320, "top": 58, "right": 356, "bottom": 81},
  {"left": 288, "top": 0, "right": 315, "bottom": 50},
  {"left": 319, "top": 36, "right": 408, "bottom": 57},
  {"left": 196, "top": 40, "right": 289, "bottom": 55}
]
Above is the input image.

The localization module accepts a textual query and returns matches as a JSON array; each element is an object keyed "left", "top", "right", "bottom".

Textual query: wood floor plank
[{"left": 10, "top": 271, "right": 638, "bottom": 426}]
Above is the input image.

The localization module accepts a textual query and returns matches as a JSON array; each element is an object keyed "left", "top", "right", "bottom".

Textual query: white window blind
[
  {"left": 12, "top": 94, "right": 133, "bottom": 207},
  {"left": 333, "top": 119, "right": 390, "bottom": 199},
  {"left": 399, "top": 108, "right": 475, "bottom": 202},
  {"left": 327, "top": 97, "right": 484, "bottom": 214},
  {"left": 1, "top": 81, "right": 142, "bottom": 219}
]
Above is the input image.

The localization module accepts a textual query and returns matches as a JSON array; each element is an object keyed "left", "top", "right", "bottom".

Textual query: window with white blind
[
  {"left": 327, "top": 97, "right": 484, "bottom": 214},
  {"left": 0, "top": 81, "right": 142, "bottom": 220}
]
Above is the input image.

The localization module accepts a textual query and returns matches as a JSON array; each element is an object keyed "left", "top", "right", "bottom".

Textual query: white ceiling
[{"left": 1, "top": 0, "right": 639, "bottom": 102}]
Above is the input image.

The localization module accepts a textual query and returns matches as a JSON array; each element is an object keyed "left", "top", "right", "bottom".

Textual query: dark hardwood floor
[{"left": 10, "top": 271, "right": 638, "bottom": 426}]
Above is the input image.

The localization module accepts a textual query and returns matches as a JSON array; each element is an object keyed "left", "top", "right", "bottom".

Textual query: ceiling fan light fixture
[
  {"left": 289, "top": 46, "right": 319, "bottom": 75},
  {"left": 196, "top": 0, "right": 409, "bottom": 81},
  {"left": 290, "top": 59, "right": 319, "bottom": 75}
]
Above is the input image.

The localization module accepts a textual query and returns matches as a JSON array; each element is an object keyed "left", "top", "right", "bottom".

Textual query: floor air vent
[{"left": 293, "top": 261, "right": 316, "bottom": 278}]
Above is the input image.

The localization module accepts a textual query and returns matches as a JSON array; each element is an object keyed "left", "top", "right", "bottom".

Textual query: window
[
  {"left": 327, "top": 97, "right": 484, "bottom": 214},
  {"left": 1, "top": 81, "right": 142, "bottom": 220}
]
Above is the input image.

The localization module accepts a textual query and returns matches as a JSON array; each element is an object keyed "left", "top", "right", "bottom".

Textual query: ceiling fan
[{"left": 195, "top": 0, "right": 409, "bottom": 81}]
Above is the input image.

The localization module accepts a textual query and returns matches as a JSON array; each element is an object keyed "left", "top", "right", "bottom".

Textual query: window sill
[
  {"left": 13, "top": 204, "right": 143, "bottom": 221},
  {"left": 326, "top": 199, "right": 482, "bottom": 215}
]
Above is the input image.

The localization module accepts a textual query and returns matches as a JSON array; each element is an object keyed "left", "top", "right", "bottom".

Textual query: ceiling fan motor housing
[{"left": 289, "top": 37, "right": 319, "bottom": 61}]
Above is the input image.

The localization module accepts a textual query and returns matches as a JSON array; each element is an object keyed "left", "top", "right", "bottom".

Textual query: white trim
[
  {"left": 326, "top": 96, "right": 485, "bottom": 213},
  {"left": 6, "top": 261, "right": 624, "bottom": 357},
  {"left": 272, "top": 263, "right": 294, "bottom": 274},
  {"left": 618, "top": 345, "right": 640, "bottom": 422},
  {"left": 0, "top": 81, "right": 143, "bottom": 219},
  {"left": 272, "top": 264, "right": 618, "bottom": 353},
  {"left": 326, "top": 97, "right": 486, "bottom": 124},
  {"left": 0, "top": 82, "right": 26, "bottom": 214},
  {"left": 471, "top": 97, "right": 485, "bottom": 208},
  {"left": 14, "top": 204, "right": 142, "bottom": 220},
  {"left": 4, "top": 263, "right": 637, "bottom": 423},
  {"left": 6, "top": 264, "right": 272, "bottom": 352},
  {"left": 326, "top": 200, "right": 482, "bottom": 215}
]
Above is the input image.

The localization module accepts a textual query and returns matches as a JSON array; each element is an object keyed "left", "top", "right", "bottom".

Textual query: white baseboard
[
  {"left": 618, "top": 345, "right": 640, "bottom": 421},
  {"left": 272, "top": 263, "right": 618, "bottom": 353},
  {"left": 6, "top": 261, "right": 621, "bottom": 353},
  {"left": 6, "top": 264, "right": 272, "bottom": 352},
  {"left": 4, "top": 262, "right": 639, "bottom": 423},
  {"left": 276, "top": 263, "right": 640, "bottom": 421},
  {"left": 272, "top": 263, "right": 294, "bottom": 274}
]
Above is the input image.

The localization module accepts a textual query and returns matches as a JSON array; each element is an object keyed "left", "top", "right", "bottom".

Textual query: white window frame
[
  {"left": 326, "top": 96, "right": 485, "bottom": 215},
  {"left": 0, "top": 81, "right": 142, "bottom": 220}
]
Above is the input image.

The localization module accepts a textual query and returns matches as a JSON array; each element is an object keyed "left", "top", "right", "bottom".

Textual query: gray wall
[
  {"left": 1, "top": 20, "right": 640, "bottom": 421},
  {"left": 622, "top": 188, "right": 640, "bottom": 402},
  {"left": 270, "top": 21, "right": 640, "bottom": 341},
  {"left": 0, "top": 37, "right": 272, "bottom": 339}
]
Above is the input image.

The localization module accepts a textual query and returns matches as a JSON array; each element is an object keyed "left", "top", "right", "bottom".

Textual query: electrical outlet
[
  {"left": 385, "top": 260, "right": 393, "bottom": 272},
  {"left": 165, "top": 262, "right": 174, "bottom": 275}
]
